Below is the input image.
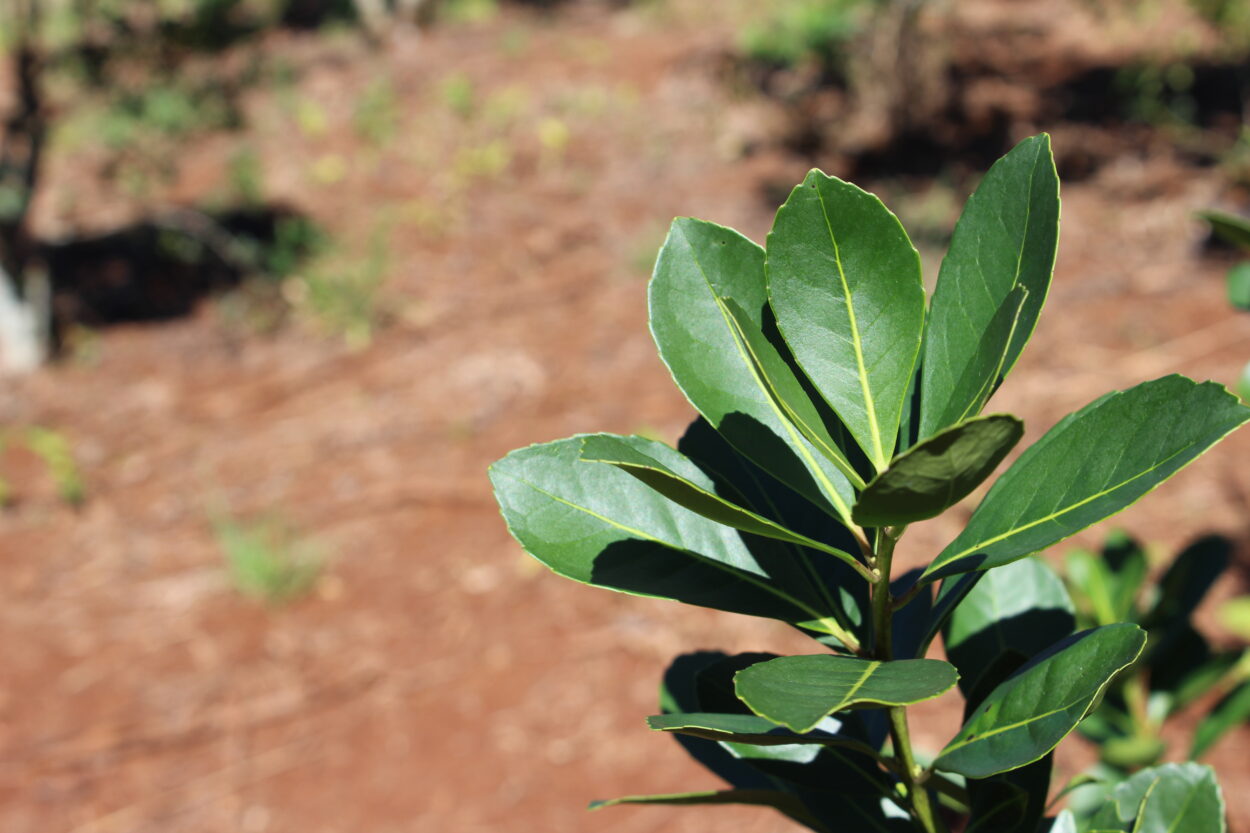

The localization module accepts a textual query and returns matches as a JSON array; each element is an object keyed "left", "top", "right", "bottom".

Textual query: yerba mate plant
[{"left": 489, "top": 135, "right": 1249, "bottom": 832}]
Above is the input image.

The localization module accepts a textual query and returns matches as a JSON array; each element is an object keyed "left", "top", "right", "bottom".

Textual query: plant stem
[{"left": 871, "top": 527, "right": 943, "bottom": 833}]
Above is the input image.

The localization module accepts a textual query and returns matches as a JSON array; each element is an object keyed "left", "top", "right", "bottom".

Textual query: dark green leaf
[
  {"left": 735, "top": 654, "right": 958, "bottom": 733},
  {"left": 589, "top": 787, "right": 827, "bottom": 830},
  {"left": 1191, "top": 680, "right": 1250, "bottom": 759},
  {"left": 676, "top": 417, "right": 870, "bottom": 647},
  {"left": 935, "top": 624, "right": 1146, "bottom": 778},
  {"left": 920, "top": 134, "right": 1059, "bottom": 438},
  {"left": 944, "top": 556, "right": 1075, "bottom": 705},
  {"left": 1198, "top": 209, "right": 1250, "bottom": 251},
  {"left": 767, "top": 170, "right": 925, "bottom": 471},
  {"left": 922, "top": 376, "right": 1250, "bottom": 584},
  {"left": 580, "top": 434, "right": 868, "bottom": 577},
  {"left": 1227, "top": 262, "right": 1250, "bottom": 310},
  {"left": 648, "top": 712, "right": 882, "bottom": 757},
  {"left": 852, "top": 414, "right": 1023, "bottom": 527},
  {"left": 490, "top": 438, "right": 849, "bottom": 632},
  {"left": 1087, "top": 762, "right": 1226, "bottom": 833},
  {"left": 649, "top": 217, "right": 858, "bottom": 522},
  {"left": 966, "top": 755, "right": 1052, "bottom": 833},
  {"left": 1145, "top": 535, "right": 1231, "bottom": 629}
]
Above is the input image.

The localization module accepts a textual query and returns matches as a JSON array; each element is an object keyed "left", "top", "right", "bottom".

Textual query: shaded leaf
[
  {"left": 920, "top": 134, "right": 1059, "bottom": 438},
  {"left": 1198, "top": 209, "right": 1250, "bottom": 251},
  {"left": 944, "top": 556, "right": 1075, "bottom": 705},
  {"left": 935, "top": 624, "right": 1146, "bottom": 778},
  {"left": 767, "top": 170, "right": 925, "bottom": 470},
  {"left": 580, "top": 434, "right": 868, "bottom": 577},
  {"left": 676, "top": 417, "right": 871, "bottom": 647},
  {"left": 1191, "top": 680, "right": 1250, "bottom": 759},
  {"left": 649, "top": 218, "right": 858, "bottom": 521},
  {"left": 490, "top": 438, "right": 847, "bottom": 630},
  {"left": 966, "top": 755, "right": 1052, "bottom": 833},
  {"left": 735, "top": 654, "right": 958, "bottom": 733},
  {"left": 852, "top": 414, "right": 1023, "bottom": 526},
  {"left": 589, "top": 788, "right": 828, "bottom": 830},
  {"left": 648, "top": 712, "right": 881, "bottom": 758},
  {"left": 923, "top": 377, "right": 1250, "bottom": 584}
]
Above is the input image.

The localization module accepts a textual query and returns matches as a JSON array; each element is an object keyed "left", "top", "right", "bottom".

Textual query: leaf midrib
[{"left": 813, "top": 184, "right": 887, "bottom": 468}]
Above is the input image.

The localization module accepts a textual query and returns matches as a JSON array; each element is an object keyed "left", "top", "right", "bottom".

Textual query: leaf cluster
[{"left": 490, "top": 135, "right": 1248, "bottom": 832}]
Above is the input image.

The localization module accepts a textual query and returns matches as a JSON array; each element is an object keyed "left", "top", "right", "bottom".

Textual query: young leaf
[
  {"left": 920, "top": 134, "right": 1059, "bottom": 438},
  {"left": 649, "top": 217, "right": 859, "bottom": 522},
  {"left": 734, "top": 654, "right": 958, "bottom": 733},
  {"left": 766, "top": 170, "right": 925, "bottom": 471},
  {"left": 944, "top": 556, "right": 1075, "bottom": 705},
  {"left": 579, "top": 434, "right": 869, "bottom": 577},
  {"left": 1191, "top": 680, "right": 1250, "bottom": 759},
  {"left": 922, "top": 376, "right": 1250, "bottom": 585},
  {"left": 1086, "top": 762, "right": 1226, "bottom": 833},
  {"left": 490, "top": 438, "right": 849, "bottom": 630},
  {"left": 851, "top": 414, "right": 1023, "bottom": 527},
  {"left": 934, "top": 624, "right": 1146, "bottom": 778}
]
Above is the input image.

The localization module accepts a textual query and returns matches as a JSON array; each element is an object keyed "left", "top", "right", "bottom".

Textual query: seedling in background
[
  {"left": 1062, "top": 532, "right": 1250, "bottom": 820},
  {"left": 214, "top": 513, "right": 325, "bottom": 606},
  {"left": 0, "top": 426, "right": 85, "bottom": 507},
  {"left": 491, "top": 135, "right": 1249, "bottom": 832},
  {"left": 1197, "top": 208, "right": 1250, "bottom": 400}
]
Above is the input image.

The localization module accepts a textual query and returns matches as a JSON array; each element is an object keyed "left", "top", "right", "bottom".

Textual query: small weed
[
  {"left": 215, "top": 514, "right": 325, "bottom": 605},
  {"left": 453, "top": 140, "right": 511, "bottom": 183},
  {"left": 354, "top": 77, "right": 399, "bottom": 147},
  {"left": 440, "top": 72, "right": 476, "bottom": 119},
  {"left": 739, "top": 0, "right": 867, "bottom": 73},
  {"left": 0, "top": 427, "right": 85, "bottom": 507},
  {"left": 286, "top": 230, "right": 389, "bottom": 348},
  {"left": 440, "top": 0, "right": 499, "bottom": 25},
  {"left": 536, "top": 117, "right": 570, "bottom": 164}
]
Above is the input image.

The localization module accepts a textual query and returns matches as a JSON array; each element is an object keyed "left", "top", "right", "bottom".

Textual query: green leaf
[
  {"left": 1041, "top": 810, "right": 1078, "bottom": 833},
  {"left": 1066, "top": 532, "right": 1149, "bottom": 628},
  {"left": 922, "top": 376, "right": 1250, "bottom": 585},
  {"left": 920, "top": 134, "right": 1059, "bottom": 438},
  {"left": 648, "top": 712, "right": 882, "bottom": 757},
  {"left": 1198, "top": 209, "right": 1250, "bottom": 251},
  {"left": 852, "top": 414, "right": 1023, "bottom": 527},
  {"left": 649, "top": 217, "right": 858, "bottom": 522},
  {"left": 1087, "top": 763, "right": 1226, "bottom": 833},
  {"left": 580, "top": 434, "right": 869, "bottom": 577},
  {"left": 676, "top": 417, "right": 871, "bottom": 645},
  {"left": 490, "top": 437, "right": 849, "bottom": 630},
  {"left": 767, "top": 170, "right": 925, "bottom": 470},
  {"left": 1191, "top": 680, "right": 1250, "bottom": 759},
  {"left": 935, "top": 624, "right": 1146, "bottom": 778},
  {"left": 719, "top": 297, "right": 867, "bottom": 487},
  {"left": 944, "top": 556, "right": 1075, "bottom": 705},
  {"left": 589, "top": 787, "right": 828, "bottom": 830},
  {"left": 1219, "top": 596, "right": 1250, "bottom": 641},
  {"left": 966, "top": 755, "right": 1052, "bottom": 833},
  {"left": 1227, "top": 262, "right": 1250, "bottom": 310},
  {"left": 734, "top": 654, "right": 958, "bottom": 733}
]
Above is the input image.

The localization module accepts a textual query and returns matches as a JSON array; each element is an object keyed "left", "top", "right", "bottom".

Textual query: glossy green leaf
[
  {"left": 767, "top": 170, "right": 925, "bottom": 470},
  {"left": 580, "top": 434, "right": 868, "bottom": 577},
  {"left": 1191, "top": 680, "right": 1250, "bottom": 759},
  {"left": 1198, "top": 209, "right": 1250, "bottom": 251},
  {"left": 852, "top": 414, "right": 1023, "bottom": 527},
  {"left": 1086, "top": 763, "right": 1226, "bottom": 833},
  {"left": 935, "top": 624, "right": 1146, "bottom": 778},
  {"left": 920, "top": 134, "right": 1059, "bottom": 438},
  {"left": 944, "top": 556, "right": 1075, "bottom": 704},
  {"left": 490, "top": 437, "right": 849, "bottom": 631},
  {"left": 735, "top": 654, "right": 958, "bottom": 733},
  {"left": 649, "top": 217, "right": 858, "bottom": 522},
  {"left": 923, "top": 376, "right": 1250, "bottom": 584}
]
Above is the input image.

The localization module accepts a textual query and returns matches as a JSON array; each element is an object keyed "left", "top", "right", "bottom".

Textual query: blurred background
[{"left": 1, "top": 0, "right": 1249, "bottom": 831}]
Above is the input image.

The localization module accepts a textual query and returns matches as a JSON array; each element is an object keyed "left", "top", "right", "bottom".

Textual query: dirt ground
[{"left": 1, "top": 2, "right": 1249, "bottom": 832}]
